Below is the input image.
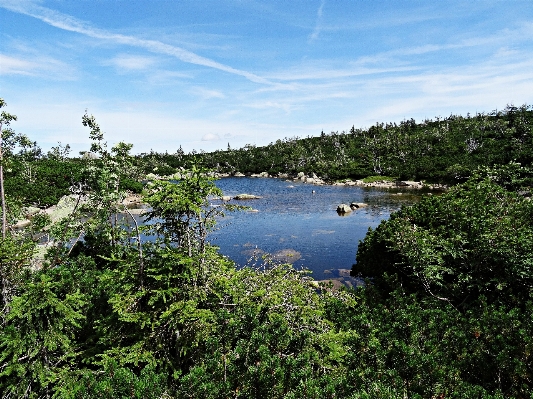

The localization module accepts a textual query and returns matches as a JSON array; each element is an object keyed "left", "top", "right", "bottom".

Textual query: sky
[{"left": 1, "top": 0, "right": 533, "bottom": 155}]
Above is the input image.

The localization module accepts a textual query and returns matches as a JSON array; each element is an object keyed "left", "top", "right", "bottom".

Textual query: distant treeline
[{"left": 139, "top": 104, "right": 533, "bottom": 182}]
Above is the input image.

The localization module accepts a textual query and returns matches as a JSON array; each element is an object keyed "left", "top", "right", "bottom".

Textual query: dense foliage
[
  {"left": 351, "top": 166, "right": 533, "bottom": 396},
  {"left": 1, "top": 100, "right": 533, "bottom": 397}
]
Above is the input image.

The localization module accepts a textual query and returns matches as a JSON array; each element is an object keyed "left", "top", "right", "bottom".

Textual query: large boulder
[
  {"left": 395, "top": 180, "right": 423, "bottom": 188},
  {"left": 22, "top": 206, "right": 41, "bottom": 219},
  {"left": 337, "top": 204, "right": 352, "bottom": 213}
]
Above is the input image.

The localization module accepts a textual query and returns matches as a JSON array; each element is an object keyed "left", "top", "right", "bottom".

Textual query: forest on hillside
[
  {"left": 141, "top": 104, "right": 533, "bottom": 183},
  {"left": 1, "top": 99, "right": 533, "bottom": 397}
]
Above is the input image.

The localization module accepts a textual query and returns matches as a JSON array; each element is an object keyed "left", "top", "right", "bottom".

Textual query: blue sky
[{"left": 1, "top": 0, "right": 533, "bottom": 155}]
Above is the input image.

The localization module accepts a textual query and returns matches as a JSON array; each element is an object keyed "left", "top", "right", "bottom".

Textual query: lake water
[{"left": 210, "top": 177, "right": 419, "bottom": 282}]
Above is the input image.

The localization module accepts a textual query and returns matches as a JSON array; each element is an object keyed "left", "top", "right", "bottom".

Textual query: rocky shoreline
[
  {"left": 149, "top": 170, "right": 448, "bottom": 191},
  {"left": 221, "top": 172, "right": 448, "bottom": 191},
  {"left": 15, "top": 171, "right": 443, "bottom": 231}
]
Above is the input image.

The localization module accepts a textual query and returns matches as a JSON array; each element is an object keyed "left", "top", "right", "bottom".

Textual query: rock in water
[
  {"left": 271, "top": 249, "right": 301, "bottom": 263},
  {"left": 233, "top": 194, "right": 262, "bottom": 200},
  {"left": 337, "top": 204, "right": 352, "bottom": 213}
]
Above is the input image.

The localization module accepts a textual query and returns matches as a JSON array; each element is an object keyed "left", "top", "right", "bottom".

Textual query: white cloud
[
  {"left": 192, "top": 87, "right": 226, "bottom": 100},
  {"left": 201, "top": 133, "right": 220, "bottom": 141},
  {"left": 105, "top": 54, "right": 158, "bottom": 71}
]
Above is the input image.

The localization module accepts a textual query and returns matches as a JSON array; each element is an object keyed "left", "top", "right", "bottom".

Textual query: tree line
[{"left": 140, "top": 104, "right": 533, "bottom": 183}]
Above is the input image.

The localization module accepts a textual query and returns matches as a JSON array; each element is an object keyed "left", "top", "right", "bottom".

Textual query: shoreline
[
  {"left": 151, "top": 171, "right": 449, "bottom": 191},
  {"left": 214, "top": 172, "right": 449, "bottom": 191}
]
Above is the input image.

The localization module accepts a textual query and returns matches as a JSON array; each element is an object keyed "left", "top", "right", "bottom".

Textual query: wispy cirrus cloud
[
  {"left": 266, "top": 64, "right": 418, "bottom": 82},
  {"left": 0, "top": 54, "right": 36, "bottom": 75},
  {"left": 104, "top": 54, "right": 159, "bottom": 72},
  {"left": 266, "top": 21, "right": 533, "bottom": 86},
  {"left": 192, "top": 87, "right": 226, "bottom": 100},
  {"left": 308, "top": 0, "right": 325, "bottom": 42},
  {"left": 356, "top": 22, "right": 533, "bottom": 66},
  {"left": 0, "top": 53, "right": 75, "bottom": 78},
  {"left": 246, "top": 100, "right": 295, "bottom": 114},
  {"left": 0, "top": 0, "right": 272, "bottom": 84}
]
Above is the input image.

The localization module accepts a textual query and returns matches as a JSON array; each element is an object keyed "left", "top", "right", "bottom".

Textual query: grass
[{"left": 361, "top": 175, "right": 397, "bottom": 183}]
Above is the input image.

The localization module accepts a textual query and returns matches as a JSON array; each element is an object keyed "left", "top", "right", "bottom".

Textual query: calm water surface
[{"left": 210, "top": 177, "right": 419, "bottom": 281}]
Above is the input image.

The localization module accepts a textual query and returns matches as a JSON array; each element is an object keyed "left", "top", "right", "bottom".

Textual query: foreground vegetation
[{"left": 1, "top": 99, "right": 532, "bottom": 397}]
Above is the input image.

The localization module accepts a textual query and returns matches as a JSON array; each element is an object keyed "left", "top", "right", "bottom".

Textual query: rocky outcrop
[{"left": 152, "top": 170, "right": 448, "bottom": 191}]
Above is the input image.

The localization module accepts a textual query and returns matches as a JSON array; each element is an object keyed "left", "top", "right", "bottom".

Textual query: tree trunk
[{"left": 0, "top": 121, "right": 6, "bottom": 239}]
